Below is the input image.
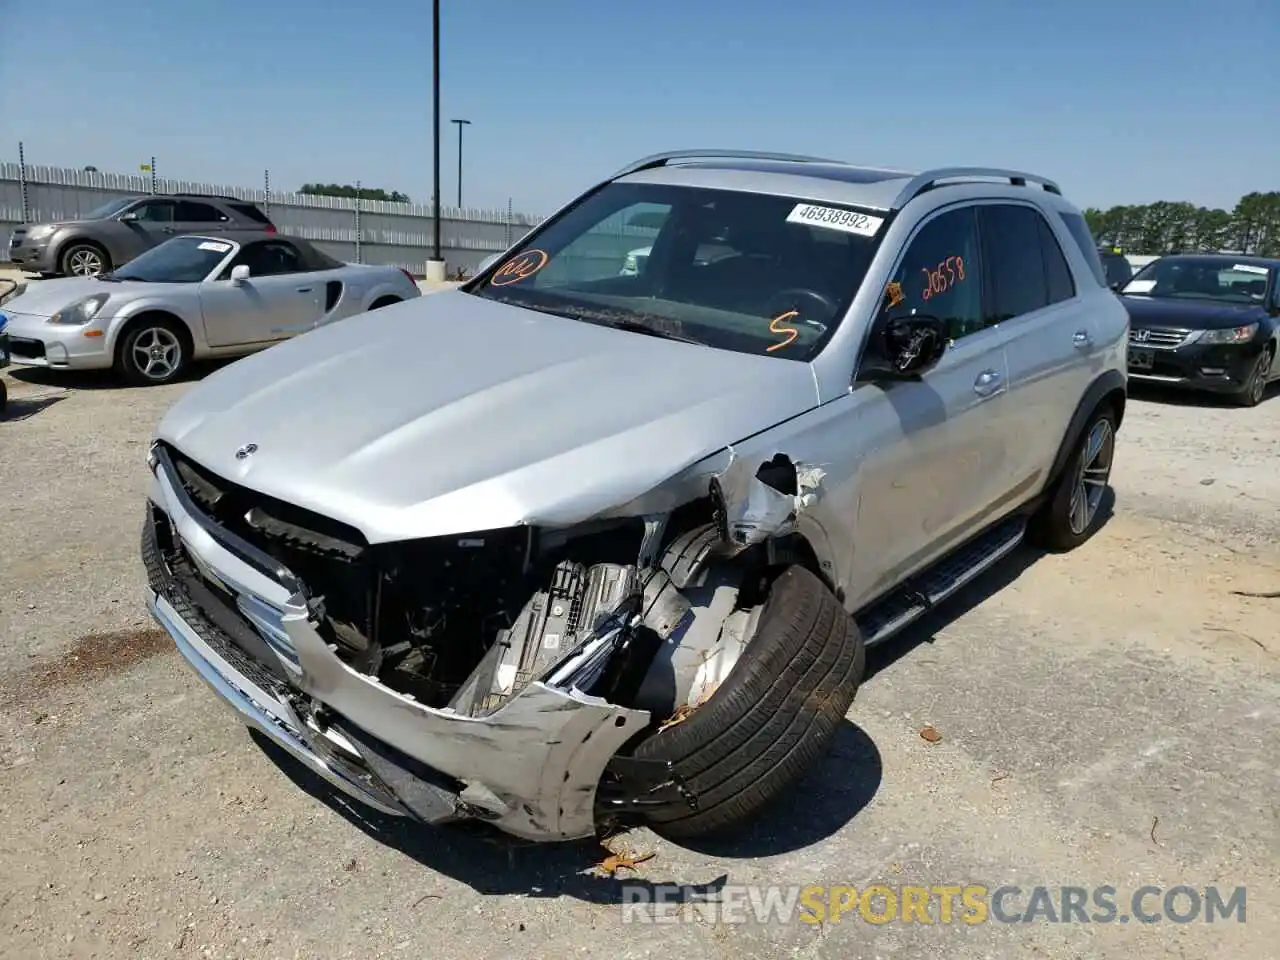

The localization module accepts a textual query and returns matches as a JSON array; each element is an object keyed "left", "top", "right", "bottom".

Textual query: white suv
[{"left": 141, "top": 150, "right": 1128, "bottom": 844}]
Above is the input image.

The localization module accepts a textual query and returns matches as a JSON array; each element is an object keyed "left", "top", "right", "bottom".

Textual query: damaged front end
[{"left": 143, "top": 440, "right": 828, "bottom": 842}]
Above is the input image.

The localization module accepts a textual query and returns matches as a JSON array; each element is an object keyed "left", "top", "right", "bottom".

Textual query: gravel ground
[{"left": 1, "top": 360, "right": 1278, "bottom": 960}]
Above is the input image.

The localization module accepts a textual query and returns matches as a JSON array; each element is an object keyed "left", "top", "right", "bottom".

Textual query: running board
[{"left": 856, "top": 515, "right": 1028, "bottom": 648}]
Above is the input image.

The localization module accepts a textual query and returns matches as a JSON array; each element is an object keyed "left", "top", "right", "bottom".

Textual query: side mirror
[
  {"left": 120, "top": 211, "right": 140, "bottom": 222},
  {"left": 856, "top": 314, "right": 949, "bottom": 382},
  {"left": 230, "top": 264, "right": 251, "bottom": 284},
  {"left": 477, "top": 254, "right": 500, "bottom": 274}
]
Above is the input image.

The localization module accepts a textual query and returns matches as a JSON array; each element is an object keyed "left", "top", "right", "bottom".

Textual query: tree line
[
  {"left": 1083, "top": 191, "right": 1279, "bottom": 258},
  {"left": 298, "top": 183, "right": 411, "bottom": 203}
]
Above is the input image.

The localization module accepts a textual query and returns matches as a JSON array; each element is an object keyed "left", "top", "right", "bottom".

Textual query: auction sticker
[
  {"left": 1232, "top": 263, "right": 1268, "bottom": 275},
  {"left": 198, "top": 241, "right": 232, "bottom": 253},
  {"left": 787, "top": 203, "right": 884, "bottom": 237}
]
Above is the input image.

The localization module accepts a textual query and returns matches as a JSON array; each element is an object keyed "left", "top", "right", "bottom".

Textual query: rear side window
[
  {"left": 1037, "top": 217, "right": 1076, "bottom": 304},
  {"left": 176, "top": 201, "right": 229, "bottom": 223},
  {"left": 1058, "top": 212, "right": 1108, "bottom": 287},
  {"left": 981, "top": 205, "right": 1047, "bottom": 322},
  {"left": 229, "top": 202, "right": 273, "bottom": 225}
]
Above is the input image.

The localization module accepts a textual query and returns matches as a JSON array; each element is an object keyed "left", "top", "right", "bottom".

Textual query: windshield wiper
[{"left": 566, "top": 307, "right": 702, "bottom": 344}]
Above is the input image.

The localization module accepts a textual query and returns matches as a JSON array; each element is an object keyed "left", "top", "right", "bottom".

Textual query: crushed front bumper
[{"left": 143, "top": 446, "right": 668, "bottom": 841}]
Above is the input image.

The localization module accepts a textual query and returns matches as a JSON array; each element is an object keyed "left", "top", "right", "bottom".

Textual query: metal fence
[{"left": 1, "top": 160, "right": 548, "bottom": 275}]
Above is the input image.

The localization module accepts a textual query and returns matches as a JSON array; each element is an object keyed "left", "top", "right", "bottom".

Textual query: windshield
[
  {"left": 467, "top": 182, "right": 885, "bottom": 360},
  {"left": 1122, "top": 257, "right": 1272, "bottom": 304},
  {"left": 83, "top": 197, "right": 136, "bottom": 220},
  {"left": 107, "top": 236, "right": 235, "bottom": 283}
]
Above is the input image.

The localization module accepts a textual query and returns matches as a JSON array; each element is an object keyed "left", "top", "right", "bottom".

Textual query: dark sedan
[{"left": 1119, "top": 254, "right": 1280, "bottom": 406}]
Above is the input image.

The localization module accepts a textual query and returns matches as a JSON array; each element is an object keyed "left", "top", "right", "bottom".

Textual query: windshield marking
[
  {"left": 785, "top": 203, "right": 884, "bottom": 237},
  {"left": 885, "top": 281, "right": 906, "bottom": 309},
  {"left": 490, "top": 249, "right": 549, "bottom": 286},
  {"left": 1232, "top": 264, "right": 1268, "bottom": 275},
  {"left": 767, "top": 310, "right": 800, "bottom": 352}
]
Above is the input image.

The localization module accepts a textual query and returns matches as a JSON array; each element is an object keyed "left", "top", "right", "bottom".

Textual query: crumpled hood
[
  {"left": 1, "top": 276, "right": 151, "bottom": 319},
  {"left": 1121, "top": 295, "right": 1266, "bottom": 331},
  {"left": 155, "top": 290, "right": 820, "bottom": 543}
]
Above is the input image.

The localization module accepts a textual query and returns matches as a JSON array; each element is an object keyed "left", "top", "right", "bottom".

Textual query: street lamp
[
  {"left": 451, "top": 118, "right": 471, "bottom": 208},
  {"left": 427, "top": 0, "right": 445, "bottom": 281}
]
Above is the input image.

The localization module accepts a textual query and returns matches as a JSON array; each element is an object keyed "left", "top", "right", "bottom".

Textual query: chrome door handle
[
  {"left": 973, "top": 368, "right": 1003, "bottom": 397},
  {"left": 1073, "top": 329, "right": 1092, "bottom": 348}
]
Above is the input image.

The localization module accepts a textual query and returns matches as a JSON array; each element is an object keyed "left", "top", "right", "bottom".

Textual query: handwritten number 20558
[{"left": 921, "top": 256, "right": 966, "bottom": 301}]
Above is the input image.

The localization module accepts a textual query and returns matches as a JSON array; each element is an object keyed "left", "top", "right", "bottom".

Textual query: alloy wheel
[
  {"left": 131, "top": 327, "right": 182, "bottom": 382},
  {"left": 68, "top": 248, "right": 105, "bottom": 277},
  {"left": 1067, "top": 419, "right": 1114, "bottom": 536}
]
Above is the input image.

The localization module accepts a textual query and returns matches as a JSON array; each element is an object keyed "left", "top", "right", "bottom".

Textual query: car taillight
[{"left": 264, "top": 223, "right": 277, "bottom": 234}]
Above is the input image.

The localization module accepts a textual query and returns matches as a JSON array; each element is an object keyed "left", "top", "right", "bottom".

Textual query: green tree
[{"left": 298, "top": 183, "right": 411, "bottom": 203}]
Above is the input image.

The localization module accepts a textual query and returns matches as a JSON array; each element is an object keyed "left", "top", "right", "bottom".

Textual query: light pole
[
  {"left": 451, "top": 118, "right": 471, "bottom": 208},
  {"left": 427, "top": 0, "right": 445, "bottom": 281}
]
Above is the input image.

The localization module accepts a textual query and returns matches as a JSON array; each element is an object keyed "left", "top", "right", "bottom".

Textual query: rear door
[
  {"left": 980, "top": 203, "right": 1099, "bottom": 497},
  {"left": 843, "top": 204, "right": 1021, "bottom": 606},
  {"left": 198, "top": 239, "right": 324, "bottom": 347},
  {"left": 174, "top": 200, "right": 233, "bottom": 237}
]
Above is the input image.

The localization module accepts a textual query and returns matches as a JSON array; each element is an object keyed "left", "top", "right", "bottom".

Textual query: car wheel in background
[
  {"left": 627, "top": 564, "right": 866, "bottom": 840},
  {"left": 1234, "top": 346, "right": 1273, "bottom": 408},
  {"left": 116, "top": 319, "right": 189, "bottom": 386},
  {"left": 1029, "top": 406, "right": 1117, "bottom": 552},
  {"left": 60, "top": 242, "right": 111, "bottom": 278}
]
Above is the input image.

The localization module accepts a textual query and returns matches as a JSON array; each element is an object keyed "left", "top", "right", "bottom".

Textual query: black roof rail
[
  {"left": 891, "top": 167, "right": 1062, "bottom": 208},
  {"left": 609, "top": 149, "right": 850, "bottom": 181}
]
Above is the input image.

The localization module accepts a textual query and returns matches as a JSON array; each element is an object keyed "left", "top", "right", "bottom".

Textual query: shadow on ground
[
  {"left": 252, "top": 716, "right": 882, "bottom": 903},
  {"left": 0, "top": 390, "right": 66, "bottom": 421},
  {"left": 1128, "top": 379, "right": 1277, "bottom": 409},
  {"left": 865, "top": 488, "right": 1117, "bottom": 680},
  {"left": 9, "top": 359, "right": 233, "bottom": 392}
]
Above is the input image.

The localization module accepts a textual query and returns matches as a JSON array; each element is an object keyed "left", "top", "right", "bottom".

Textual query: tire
[
  {"left": 59, "top": 242, "right": 111, "bottom": 278},
  {"left": 1029, "top": 406, "right": 1117, "bottom": 552},
  {"left": 116, "top": 318, "right": 189, "bottom": 386},
  {"left": 629, "top": 564, "right": 866, "bottom": 840},
  {"left": 0, "top": 378, "right": 7, "bottom": 414},
  {"left": 1233, "top": 346, "right": 1273, "bottom": 408}
]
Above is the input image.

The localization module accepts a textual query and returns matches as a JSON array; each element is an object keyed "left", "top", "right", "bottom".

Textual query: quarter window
[
  {"left": 1058, "top": 212, "right": 1108, "bottom": 287},
  {"left": 884, "top": 207, "right": 984, "bottom": 341},
  {"left": 1038, "top": 216, "right": 1076, "bottom": 304}
]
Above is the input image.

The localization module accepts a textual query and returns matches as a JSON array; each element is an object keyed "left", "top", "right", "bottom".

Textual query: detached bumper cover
[{"left": 143, "top": 446, "right": 655, "bottom": 841}]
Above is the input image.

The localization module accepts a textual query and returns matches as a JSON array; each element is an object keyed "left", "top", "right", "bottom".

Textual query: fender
[{"left": 1046, "top": 369, "right": 1127, "bottom": 487}]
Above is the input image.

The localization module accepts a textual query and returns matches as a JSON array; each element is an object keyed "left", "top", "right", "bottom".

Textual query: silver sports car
[{"left": 0, "top": 231, "right": 421, "bottom": 385}]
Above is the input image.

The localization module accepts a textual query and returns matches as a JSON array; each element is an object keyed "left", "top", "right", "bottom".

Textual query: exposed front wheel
[
  {"left": 116, "top": 320, "right": 189, "bottom": 386},
  {"left": 626, "top": 564, "right": 866, "bottom": 840},
  {"left": 1030, "top": 407, "right": 1116, "bottom": 552}
]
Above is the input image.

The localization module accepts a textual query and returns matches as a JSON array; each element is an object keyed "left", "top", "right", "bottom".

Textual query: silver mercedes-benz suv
[{"left": 140, "top": 150, "right": 1128, "bottom": 844}]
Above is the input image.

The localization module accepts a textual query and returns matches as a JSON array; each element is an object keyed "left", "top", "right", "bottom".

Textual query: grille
[
  {"left": 1129, "top": 327, "right": 1188, "bottom": 348},
  {"left": 8, "top": 337, "right": 45, "bottom": 360}
]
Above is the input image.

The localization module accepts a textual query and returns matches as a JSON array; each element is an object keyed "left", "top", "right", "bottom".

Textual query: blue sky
[{"left": 3, "top": 0, "right": 1277, "bottom": 216}]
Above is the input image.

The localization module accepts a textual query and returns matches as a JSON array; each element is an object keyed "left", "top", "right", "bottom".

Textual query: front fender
[{"left": 104, "top": 299, "right": 205, "bottom": 357}]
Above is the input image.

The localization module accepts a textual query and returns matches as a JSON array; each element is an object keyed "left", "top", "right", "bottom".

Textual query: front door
[
  {"left": 198, "top": 239, "right": 323, "bottom": 347},
  {"left": 840, "top": 204, "right": 1020, "bottom": 609}
]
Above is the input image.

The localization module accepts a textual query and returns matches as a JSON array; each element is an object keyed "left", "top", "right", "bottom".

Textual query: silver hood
[
  {"left": 155, "top": 290, "right": 820, "bottom": 543},
  {"left": 2, "top": 276, "right": 153, "bottom": 318}
]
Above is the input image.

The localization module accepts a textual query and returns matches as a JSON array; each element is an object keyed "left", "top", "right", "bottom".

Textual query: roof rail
[
  {"left": 891, "top": 167, "right": 1062, "bottom": 208},
  {"left": 609, "top": 149, "right": 849, "bottom": 181}
]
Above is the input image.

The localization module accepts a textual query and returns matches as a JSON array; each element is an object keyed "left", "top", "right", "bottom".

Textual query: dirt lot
[{"left": 1, "top": 360, "right": 1278, "bottom": 960}]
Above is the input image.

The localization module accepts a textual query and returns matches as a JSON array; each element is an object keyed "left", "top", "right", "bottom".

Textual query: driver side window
[
  {"left": 884, "top": 207, "right": 984, "bottom": 342},
  {"left": 222, "top": 240, "right": 306, "bottom": 278}
]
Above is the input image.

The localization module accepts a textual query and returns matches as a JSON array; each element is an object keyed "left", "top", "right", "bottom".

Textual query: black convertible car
[{"left": 1120, "top": 254, "right": 1280, "bottom": 406}]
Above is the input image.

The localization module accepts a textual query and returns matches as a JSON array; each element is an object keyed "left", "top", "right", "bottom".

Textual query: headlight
[
  {"left": 48, "top": 293, "right": 110, "bottom": 325},
  {"left": 1199, "top": 322, "right": 1259, "bottom": 345},
  {"left": 26, "top": 224, "right": 56, "bottom": 240}
]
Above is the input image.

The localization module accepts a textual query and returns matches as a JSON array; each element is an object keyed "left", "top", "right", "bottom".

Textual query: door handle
[
  {"left": 162, "top": 227, "right": 176, "bottom": 234},
  {"left": 973, "top": 368, "right": 1003, "bottom": 397},
  {"left": 296, "top": 287, "right": 313, "bottom": 293},
  {"left": 1073, "top": 329, "right": 1092, "bottom": 348}
]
